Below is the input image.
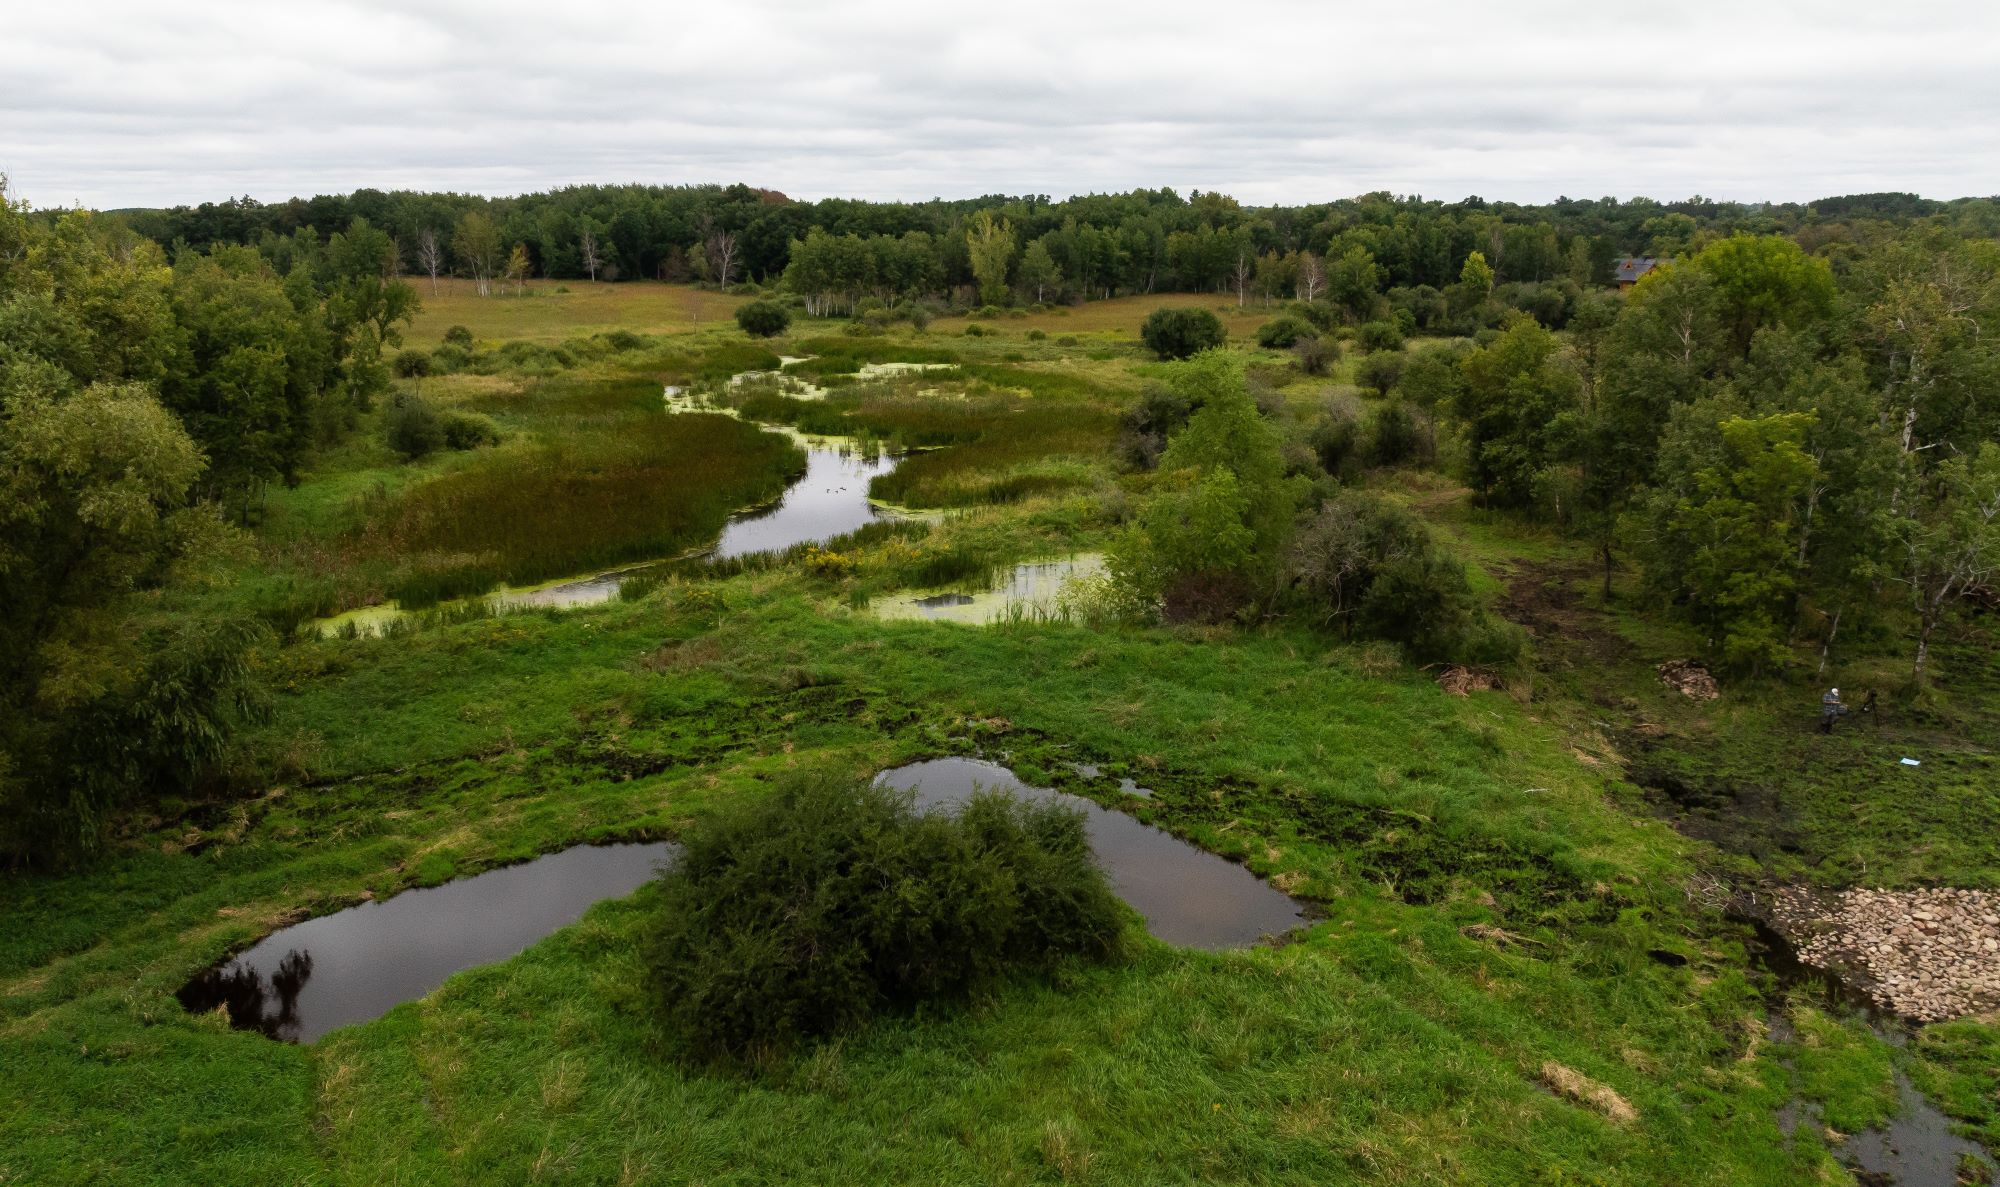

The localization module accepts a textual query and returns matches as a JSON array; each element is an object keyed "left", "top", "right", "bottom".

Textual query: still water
[
  {"left": 874, "top": 758, "right": 1309, "bottom": 949},
  {"left": 178, "top": 842, "right": 676, "bottom": 1042}
]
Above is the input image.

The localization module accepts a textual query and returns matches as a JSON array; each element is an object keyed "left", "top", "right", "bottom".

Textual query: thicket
[
  {"left": 643, "top": 769, "right": 1124, "bottom": 1062},
  {"left": 1141, "top": 307, "right": 1226, "bottom": 359}
]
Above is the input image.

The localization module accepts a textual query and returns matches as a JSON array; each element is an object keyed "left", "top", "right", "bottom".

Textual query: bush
[
  {"left": 392, "top": 348, "right": 432, "bottom": 379},
  {"left": 1294, "top": 335, "right": 1340, "bottom": 376},
  {"left": 1355, "top": 351, "right": 1406, "bottom": 396},
  {"left": 643, "top": 769, "right": 1124, "bottom": 1061},
  {"left": 1357, "top": 320, "right": 1406, "bottom": 352},
  {"left": 964, "top": 323, "right": 987, "bottom": 337},
  {"left": 443, "top": 325, "right": 474, "bottom": 347},
  {"left": 1286, "top": 300, "right": 1338, "bottom": 331},
  {"left": 439, "top": 411, "right": 500, "bottom": 451},
  {"left": 1256, "top": 316, "right": 1316, "bottom": 349},
  {"left": 429, "top": 343, "right": 471, "bottom": 374},
  {"left": 735, "top": 300, "right": 792, "bottom": 337},
  {"left": 604, "top": 329, "right": 646, "bottom": 351},
  {"left": 1027, "top": 328, "right": 1047, "bottom": 341},
  {"left": 384, "top": 392, "right": 445, "bottom": 459},
  {"left": 1370, "top": 401, "right": 1422, "bottom": 466},
  {"left": 1140, "top": 307, "right": 1226, "bottom": 359}
]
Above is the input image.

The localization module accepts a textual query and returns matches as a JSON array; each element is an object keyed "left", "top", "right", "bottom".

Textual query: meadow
[{"left": 6, "top": 281, "right": 1997, "bottom": 1186}]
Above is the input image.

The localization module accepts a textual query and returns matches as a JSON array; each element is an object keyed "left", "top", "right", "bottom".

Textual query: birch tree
[{"left": 415, "top": 227, "right": 444, "bottom": 296}]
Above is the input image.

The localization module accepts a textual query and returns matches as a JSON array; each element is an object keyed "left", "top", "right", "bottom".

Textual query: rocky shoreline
[{"left": 1764, "top": 885, "right": 2000, "bottom": 1023}]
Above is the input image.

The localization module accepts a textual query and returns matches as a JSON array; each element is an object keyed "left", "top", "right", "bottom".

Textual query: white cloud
[{"left": 5, "top": 0, "right": 1997, "bottom": 208}]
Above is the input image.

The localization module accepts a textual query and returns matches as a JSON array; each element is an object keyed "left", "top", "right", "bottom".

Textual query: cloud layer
[{"left": 7, "top": 0, "right": 1997, "bottom": 209}]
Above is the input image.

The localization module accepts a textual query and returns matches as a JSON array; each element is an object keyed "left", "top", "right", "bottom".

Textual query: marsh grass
[{"left": 366, "top": 412, "right": 803, "bottom": 603}]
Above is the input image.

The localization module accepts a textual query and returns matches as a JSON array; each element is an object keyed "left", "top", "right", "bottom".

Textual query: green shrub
[
  {"left": 735, "top": 300, "right": 792, "bottom": 338},
  {"left": 1294, "top": 335, "right": 1339, "bottom": 376},
  {"left": 1027, "top": 328, "right": 1047, "bottom": 341},
  {"left": 1370, "top": 400, "right": 1422, "bottom": 466},
  {"left": 392, "top": 348, "right": 433, "bottom": 378},
  {"left": 1139, "top": 307, "right": 1226, "bottom": 359},
  {"left": 1256, "top": 316, "right": 1316, "bottom": 349},
  {"left": 1357, "top": 320, "right": 1406, "bottom": 352},
  {"left": 384, "top": 392, "right": 445, "bottom": 459},
  {"left": 439, "top": 411, "right": 500, "bottom": 451},
  {"left": 443, "top": 325, "right": 474, "bottom": 347},
  {"left": 430, "top": 343, "right": 471, "bottom": 374},
  {"left": 1355, "top": 351, "right": 1406, "bottom": 395},
  {"left": 643, "top": 769, "right": 1124, "bottom": 1061},
  {"left": 1286, "top": 300, "right": 1338, "bottom": 331},
  {"left": 604, "top": 329, "right": 646, "bottom": 351},
  {"left": 964, "top": 323, "right": 986, "bottom": 337}
]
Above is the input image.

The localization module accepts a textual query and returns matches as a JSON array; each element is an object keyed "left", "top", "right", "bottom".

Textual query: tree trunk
[{"left": 1817, "top": 606, "right": 1843, "bottom": 676}]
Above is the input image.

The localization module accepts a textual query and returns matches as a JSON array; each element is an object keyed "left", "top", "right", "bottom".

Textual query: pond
[
  {"left": 308, "top": 399, "right": 908, "bottom": 637},
  {"left": 874, "top": 758, "right": 1308, "bottom": 949},
  {"left": 178, "top": 841, "right": 677, "bottom": 1043},
  {"left": 871, "top": 554, "right": 1106, "bottom": 625}
]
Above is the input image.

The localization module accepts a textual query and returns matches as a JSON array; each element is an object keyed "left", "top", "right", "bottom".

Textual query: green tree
[
  {"left": 964, "top": 211, "right": 1016, "bottom": 306},
  {"left": 1642, "top": 411, "right": 1820, "bottom": 674},
  {"left": 453, "top": 210, "right": 503, "bottom": 296},
  {"left": 1110, "top": 353, "right": 1299, "bottom": 619},
  {"left": 0, "top": 381, "right": 263, "bottom": 860},
  {"left": 1017, "top": 239, "right": 1061, "bottom": 304},
  {"left": 1897, "top": 445, "right": 2000, "bottom": 684},
  {"left": 1688, "top": 234, "right": 1835, "bottom": 358},
  {"left": 1451, "top": 316, "right": 1581, "bottom": 509}
]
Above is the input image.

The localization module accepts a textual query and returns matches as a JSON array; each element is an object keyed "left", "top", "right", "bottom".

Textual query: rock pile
[
  {"left": 1768, "top": 885, "right": 2000, "bottom": 1023},
  {"left": 1657, "top": 659, "right": 1720, "bottom": 700}
]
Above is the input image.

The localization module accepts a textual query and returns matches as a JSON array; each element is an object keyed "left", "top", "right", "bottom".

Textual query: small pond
[
  {"left": 874, "top": 758, "right": 1308, "bottom": 949},
  {"left": 872, "top": 555, "right": 1106, "bottom": 625},
  {"left": 178, "top": 841, "right": 677, "bottom": 1042}
]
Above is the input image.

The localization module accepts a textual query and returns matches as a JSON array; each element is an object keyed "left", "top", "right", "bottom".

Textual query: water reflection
[
  {"left": 178, "top": 841, "right": 676, "bottom": 1042},
  {"left": 875, "top": 758, "right": 1307, "bottom": 949}
]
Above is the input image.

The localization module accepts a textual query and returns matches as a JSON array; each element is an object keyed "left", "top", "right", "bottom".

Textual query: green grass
[
  {"left": 9, "top": 284, "right": 1996, "bottom": 1184},
  {"left": 1, "top": 579, "right": 1857, "bottom": 1184}
]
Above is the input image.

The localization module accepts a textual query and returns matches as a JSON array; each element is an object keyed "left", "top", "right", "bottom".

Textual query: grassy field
[
  {"left": 6, "top": 281, "right": 1995, "bottom": 1185},
  {"left": 403, "top": 279, "right": 748, "bottom": 345}
]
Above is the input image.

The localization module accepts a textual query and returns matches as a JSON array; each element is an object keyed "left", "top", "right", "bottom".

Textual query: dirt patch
[
  {"left": 1766, "top": 885, "right": 2000, "bottom": 1022},
  {"left": 1629, "top": 761, "right": 1805, "bottom": 863},
  {"left": 1496, "top": 560, "right": 1632, "bottom": 664},
  {"left": 1657, "top": 659, "right": 1719, "bottom": 701}
]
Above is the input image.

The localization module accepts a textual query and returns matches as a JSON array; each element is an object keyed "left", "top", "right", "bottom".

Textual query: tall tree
[
  {"left": 965, "top": 211, "right": 1016, "bottom": 306},
  {"left": 415, "top": 227, "right": 445, "bottom": 295},
  {"left": 454, "top": 211, "right": 502, "bottom": 297},
  {"left": 1017, "top": 239, "right": 1061, "bottom": 304},
  {"left": 1897, "top": 445, "right": 2000, "bottom": 684}
]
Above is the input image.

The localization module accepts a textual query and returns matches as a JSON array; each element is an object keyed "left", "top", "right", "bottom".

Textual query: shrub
[
  {"left": 443, "top": 325, "right": 474, "bottom": 347},
  {"left": 439, "top": 411, "right": 500, "bottom": 451},
  {"left": 1056, "top": 335, "right": 1078, "bottom": 346},
  {"left": 1357, "top": 320, "right": 1406, "bottom": 352},
  {"left": 1286, "top": 300, "right": 1338, "bottom": 331},
  {"left": 1370, "top": 401, "right": 1422, "bottom": 466},
  {"left": 1027, "top": 328, "right": 1047, "bottom": 341},
  {"left": 964, "top": 323, "right": 987, "bottom": 337},
  {"left": 1139, "top": 307, "right": 1226, "bottom": 359},
  {"left": 429, "top": 343, "right": 471, "bottom": 374},
  {"left": 384, "top": 392, "right": 445, "bottom": 459},
  {"left": 1294, "top": 335, "right": 1339, "bottom": 376},
  {"left": 643, "top": 769, "right": 1124, "bottom": 1061},
  {"left": 735, "top": 300, "right": 792, "bottom": 337},
  {"left": 604, "top": 329, "right": 646, "bottom": 351},
  {"left": 1355, "top": 351, "right": 1406, "bottom": 396},
  {"left": 1256, "top": 315, "right": 1317, "bottom": 349},
  {"left": 392, "top": 348, "right": 433, "bottom": 379}
]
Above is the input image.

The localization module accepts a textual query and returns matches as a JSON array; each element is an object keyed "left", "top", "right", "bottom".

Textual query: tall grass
[{"left": 369, "top": 412, "right": 804, "bottom": 603}]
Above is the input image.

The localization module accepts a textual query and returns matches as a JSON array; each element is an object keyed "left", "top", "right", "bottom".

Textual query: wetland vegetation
[{"left": 4, "top": 178, "right": 2000, "bottom": 1185}]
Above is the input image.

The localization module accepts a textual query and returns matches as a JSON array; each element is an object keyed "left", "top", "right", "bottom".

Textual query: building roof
[{"left": 1615, "top": 257, "right": 1660, "bottom": 283}]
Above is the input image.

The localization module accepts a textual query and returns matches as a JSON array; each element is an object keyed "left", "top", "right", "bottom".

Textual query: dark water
[
  {"left": 713, "top": 443, "right": 896, "bottom": 559},
  {"left": 1744, "top": 915, "right": 1996, "bottom": 1185},
  {"left": 874, "top": 758, "right": 1308, "bottom": 949},
  {"left": 178, "top": 842, "right": 677, "bottom": 1043}
]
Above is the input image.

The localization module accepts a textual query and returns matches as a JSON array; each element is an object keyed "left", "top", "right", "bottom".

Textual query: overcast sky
[{"left": 6, "top": 0, "right": 1997, "bottom": 211}]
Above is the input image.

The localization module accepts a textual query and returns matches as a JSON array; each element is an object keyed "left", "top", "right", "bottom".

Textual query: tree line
[{"left": 115, "top": 183, "right": 2000, "bottom": 308}]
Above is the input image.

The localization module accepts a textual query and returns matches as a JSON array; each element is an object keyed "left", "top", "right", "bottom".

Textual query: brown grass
[
  {"left": 402, "top": 279, "right": 748, "bottom": 346},
  {"left": 1538, "top": 1061, "right": 1638, "bottom": 1124}
]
